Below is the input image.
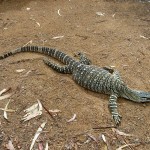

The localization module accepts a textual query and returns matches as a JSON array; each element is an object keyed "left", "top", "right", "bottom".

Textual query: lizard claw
[{"left": 112, "top": 114, "right": 122, "bottom": 126}]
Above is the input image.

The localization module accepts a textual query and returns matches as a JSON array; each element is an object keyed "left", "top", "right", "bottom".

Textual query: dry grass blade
[
  {"left": 116, "top": 144, "right": 135, "bottom": 150},
  {"left": 30, "top": 121, "right": 47, "bottom": 150},
  {"left": 112, "top": 128, "right": 133, "bottom": 137},
  {"left": 0, "top": 93, "right": 12, "bottom": 101}
]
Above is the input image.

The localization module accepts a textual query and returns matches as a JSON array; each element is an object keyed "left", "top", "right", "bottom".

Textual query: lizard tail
[{"left": 0, "top": 46, "right": 75, "bottom": 65}]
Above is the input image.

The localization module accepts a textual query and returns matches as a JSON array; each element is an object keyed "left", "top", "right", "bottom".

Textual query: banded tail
[{"left": 0, "top": 46, "right": 75, "bottom": 65}]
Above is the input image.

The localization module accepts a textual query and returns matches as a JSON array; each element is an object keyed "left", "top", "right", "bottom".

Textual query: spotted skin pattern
[{"left": 0, "top": 46, "right": 150, "bottom": 125}]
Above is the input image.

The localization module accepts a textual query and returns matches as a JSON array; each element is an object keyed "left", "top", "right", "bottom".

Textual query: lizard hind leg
[
  {"left": 108, "top": 94, "right": 122, "bottom": 125},
  {"left": 43, "top": 58, "right": 72, "bottom": 74}
]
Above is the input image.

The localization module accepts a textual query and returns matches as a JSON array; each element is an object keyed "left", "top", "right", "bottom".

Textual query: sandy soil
[{"left": 0, "top": 0, "right": 150, "bottom": 149}]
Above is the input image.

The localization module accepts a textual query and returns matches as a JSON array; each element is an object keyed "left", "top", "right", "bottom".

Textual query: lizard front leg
[{"left": 108, "top": 94, "right": 122, "bottom": 125}]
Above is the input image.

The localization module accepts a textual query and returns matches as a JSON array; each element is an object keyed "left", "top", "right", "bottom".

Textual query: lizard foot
[{"left": 112, "top": 114, "right": 122, "bottom": 126}]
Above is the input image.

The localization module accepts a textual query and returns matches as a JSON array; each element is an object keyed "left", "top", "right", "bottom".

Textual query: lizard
[{"left": 0, "top": 46, "right": 150, "bottom": 125}]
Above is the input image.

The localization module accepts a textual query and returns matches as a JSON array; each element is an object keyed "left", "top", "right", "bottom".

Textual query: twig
[
  {"left": 40, "top": 100, "right": 55, "bottom": 121},
  {"left": 92, "top": 125, "right": 117, "bottom": 130}
]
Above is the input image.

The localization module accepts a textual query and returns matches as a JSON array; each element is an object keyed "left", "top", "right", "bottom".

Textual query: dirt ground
[{"left": 0, "top": 0, "right": 150, "bottom": 149}]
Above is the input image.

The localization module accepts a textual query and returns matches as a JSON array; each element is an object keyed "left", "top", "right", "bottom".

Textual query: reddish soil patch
[{"left": 0, "top": 0, "right": 150, "bottom": 149}]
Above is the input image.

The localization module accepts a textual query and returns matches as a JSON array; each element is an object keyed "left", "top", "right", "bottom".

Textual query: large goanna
[{"left": 0, "top": 46, "right": 150, "bottom": 125}]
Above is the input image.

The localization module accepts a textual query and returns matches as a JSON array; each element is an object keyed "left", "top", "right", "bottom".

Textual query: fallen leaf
[
  {"left": 87, "top": 134, "right": 97, "bottom": 142},
  {"left": 116, "top": 144, "right": 135, "bottom": 150},
  {"left": 49, "top": 109, "right": 61, "bottom": 113},
  {"left": 16, "top": 69, "right": 25, "bottom": 73},
  {"left": 57, "top": 9, "right": 62, "bottom": 16},
  {"left": 52, "top": 36, "right": 64, "bottom": 39},
  {"left": 45, "top": 142, "right": 48, "bottom": 150},
  {"left": 0, "top": 88, "right": 11, "bottom": 96},
  {"left": 30, "top": 121, "right": 47, "bottom": 150},
  {"left": 6, "top": 139, "right": 15, "bottom": 150},
  {"left": 38, "top": 141, "right": 44, "bottom": 150},
  {"left": 112, "top": 128, "right": 133, "bottom": 136},
  {"left": 67, "top": 114, "right": 76, "bottom": 123},
  {"left": 96, "top": 12, "right": 105, "bottom": 16},
  {"left": 3, "top": 99, "right": 11, "bottom": 120},
  {"left": 0, "top": 93, "right": 12, "bottom": 101},
  {"left": 22, "top": 100, "right": 43, "bottom": 122}
]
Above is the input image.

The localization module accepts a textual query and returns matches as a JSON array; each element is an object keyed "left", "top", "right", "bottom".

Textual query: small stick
[
  {"left": 92, "top": 125, "right": 117, "bottom": 130},
  {"left": 40, "top": 100, "right": 55, "bottom": 121}
]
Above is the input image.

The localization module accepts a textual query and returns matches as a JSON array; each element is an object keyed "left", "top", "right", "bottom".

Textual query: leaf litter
[
  {"left": 21, "top": 100, "right": 42, "bottom": 122},
  {"left": 112, "top": 128, "right": 134, "bottom": 137}
]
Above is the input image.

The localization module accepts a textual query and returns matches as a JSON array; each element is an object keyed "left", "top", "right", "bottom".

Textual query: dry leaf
[
  {"left": 67, "top": 114, "right": 76, "bottom": 123},
  {"left": 96, "top": 12, "right": 105, "bottom": 16},
  {"left": 116, "top": 144, "right": 135, "bottom": 150},
  {"left": 101, "top": 134, "right": 106, "bottom": 143},
  {"left": 30, "top": 121, "right": 47, "bottom": 150},
  {"left": 16, "top": 69, "right": 25, "bottom": 73},
  {"left": 112, "top": 128, "right": 133, "bottom": 136},
  {"left": 3, "top": 99, "right": 11, "bottom": 120},
  {"left": 38, "top": 141, "right": 44, "bottom": 150},
  {"left": 0, "top": 89, "right": 7, "bottom": 96},
  {"left": 57, "top": 9, "right": 62, "bottom": 16},
  {"left": 87, "top": 134, "right": 97, "bottom": 142},
  {"left": 49, "top": 109, "right": 61, "bottom": 113},
  {"left": 6, "top": 139, "right": 15, "bottom": 150},
  {"left": 0, "top": 93, "right": 12, "bottom": 101},
  {"left": 0, "top": 88, "right": 11, "bottom": 96},
  {"left": 140, "top": 35, "right": 149, "bottom": 39},
  {"left": 22, "top": 100, "right": 42, "bottom": 122},
  {"left": 52, "top": 36, "right": 64, "bottom": 39},
  {"left": 26, "top": 7, "right": 30, "bottom": 11},
  {"left": 45, "top": 142, "right": 48, "bottom": 150}
]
